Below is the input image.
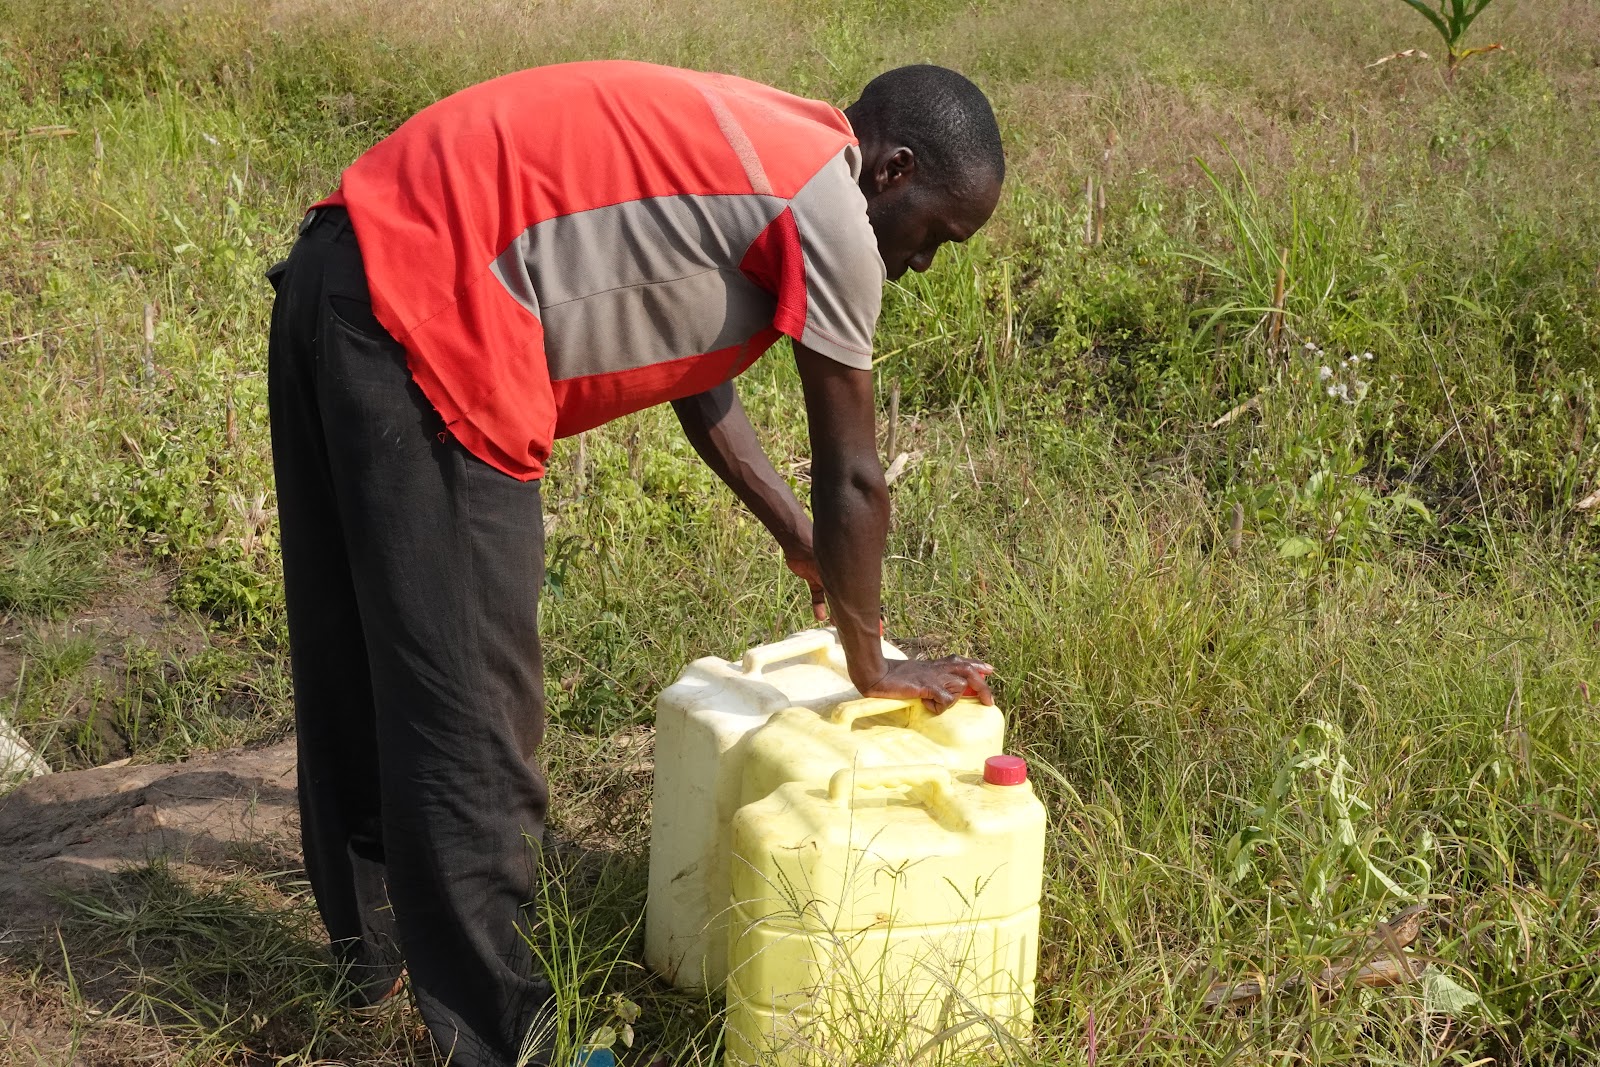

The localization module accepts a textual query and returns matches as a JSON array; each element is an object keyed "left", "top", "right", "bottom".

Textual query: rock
[{"left": 0, "top": 740, "right": 299, "bottom": 937}]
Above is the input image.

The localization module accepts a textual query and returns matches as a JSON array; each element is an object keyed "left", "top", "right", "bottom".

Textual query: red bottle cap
[{"left": 984, "top": 755, "right": 1028, "bottom": 786}]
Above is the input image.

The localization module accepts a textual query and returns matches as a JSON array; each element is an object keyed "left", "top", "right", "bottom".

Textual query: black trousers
[{"left": 267, "top": 208, "right": 553, "bottom": 1066}]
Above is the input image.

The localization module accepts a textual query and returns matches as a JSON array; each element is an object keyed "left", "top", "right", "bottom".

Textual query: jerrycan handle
[
  {"left": 827, "top": 764, "right": 953, "bottom": 805},
  {"left": 827, "top": 694, "right": 987, "bottom": 729},
  {"left": 739, "top": 630, "right": 836, "bottom": 676},
  {"left": 826, "top": 696, "right": 925, "bottom": 729}
]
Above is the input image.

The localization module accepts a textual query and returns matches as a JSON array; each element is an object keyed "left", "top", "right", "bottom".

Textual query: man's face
[{"left": 865, "top": 156, "right": 1001, "bottom": 282}]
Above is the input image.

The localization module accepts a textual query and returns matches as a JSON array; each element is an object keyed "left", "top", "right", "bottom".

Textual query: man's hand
[
  {"left": 863, "top": 656, "right": 995, "bottom": 712},
  {"left": 783, "top": 539, "right": 828, "bottom": 621}
]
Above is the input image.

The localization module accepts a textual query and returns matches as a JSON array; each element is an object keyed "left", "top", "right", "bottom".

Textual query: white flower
[
  {"left": 1326, "top": 385, "right": 1339, "bottom": 397},
  {"left": 1363, "top": 352, "right": 1375, "bottom": 362},
  {"left": 1319, "top": 366, "right": 1333, "bottom": 380},
  {"left": 1335, "top": 383, "right": 1349, "bottom": 399},
  {"left": 1304, "top": 341, "right": 1318, "bottom": 351},
  {"left": 201, "top": 132, "right": 220, "bottom": 146}
]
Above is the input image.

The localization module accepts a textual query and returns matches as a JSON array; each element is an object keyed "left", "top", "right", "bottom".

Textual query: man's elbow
[
  {"left": 820, "top": 456, "right": 888, "bottom": 518},
  {"left": 851, "top": 462, "right": 889, "bottom": 512}
]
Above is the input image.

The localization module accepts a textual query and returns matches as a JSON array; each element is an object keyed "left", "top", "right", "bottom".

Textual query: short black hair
[{"left": 846, "top": 65, "right": 1004, "bottom": 193}]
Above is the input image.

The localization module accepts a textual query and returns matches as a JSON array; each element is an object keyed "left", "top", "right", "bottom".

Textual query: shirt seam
[
  {"left": 547, "top": 336, "right": 771, "bottom": 384},
  {"left": 801, "top": 320, "right": 872, "bottom": 356},
  {"left": 539, "top": 264, "right": 745, "bottom": 310},
  {"left": 392, "top": 264, "right": 504, "bottom": 339}
]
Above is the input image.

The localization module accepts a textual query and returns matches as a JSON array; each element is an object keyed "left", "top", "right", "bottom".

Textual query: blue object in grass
[{"left": 573, "top": 1050, "right": 617, "bottom": 1067}]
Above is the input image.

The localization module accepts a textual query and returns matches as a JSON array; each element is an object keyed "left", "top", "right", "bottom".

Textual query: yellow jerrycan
[
  {"left": 724, "top": 758, "right": 1046, "bottom": 1066},
  {"left": 738, "top": 695, "right": 1003, "bottom": 810},
  {"left": 645, "top": 629, "right": 905, "bottom": 990}
]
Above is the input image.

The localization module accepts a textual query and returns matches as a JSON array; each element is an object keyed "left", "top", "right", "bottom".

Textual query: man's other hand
[
  {"left": 863, "top": 656, "right": 995, "bottom": 712},
  {"left": 783, "top": 544, "right": 829, "bottom": 621}
]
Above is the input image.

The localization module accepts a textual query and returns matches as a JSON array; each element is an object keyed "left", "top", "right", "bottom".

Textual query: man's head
[{"left": 844, "top": 65, "right": 1005, "bottom": 281}]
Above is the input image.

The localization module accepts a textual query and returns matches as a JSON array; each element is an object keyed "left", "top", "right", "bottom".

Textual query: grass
[
  {"left": 1, "top": 0, "right": 1598, "bottom": 1062},
  {"left": 31, "top": 861, "right": 436, "bottom": 1062},
  {"left": 0, "top": 535, "right": 101, "bottom": 619}
]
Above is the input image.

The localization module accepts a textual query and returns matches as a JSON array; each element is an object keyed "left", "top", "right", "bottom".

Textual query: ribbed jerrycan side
[
  {"left": 644, "top": 630, "right": 904, "bottom": 991},
  {"left": 724, "top": 760, "right": 1047, "bottom": 1067}
]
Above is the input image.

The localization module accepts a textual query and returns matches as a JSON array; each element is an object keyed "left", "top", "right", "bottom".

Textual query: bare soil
[
  {"left": 0, "top": 720, "right": 657, "bottom": 1063},
  {"left": 0, "top": 740, "right": 299, "bottom": 1064},
  {"left": 0, "top": 740, "right": 299, "bottom": 938}
]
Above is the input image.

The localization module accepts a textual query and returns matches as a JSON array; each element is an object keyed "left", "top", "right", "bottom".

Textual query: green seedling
[{"left": 1396, "top": 0, "right": 1504, "bottom": 82}]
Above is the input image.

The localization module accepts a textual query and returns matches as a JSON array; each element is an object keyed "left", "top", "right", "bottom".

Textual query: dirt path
[{"left": 0, "top": 741, "right": 299, "bottom": 938}]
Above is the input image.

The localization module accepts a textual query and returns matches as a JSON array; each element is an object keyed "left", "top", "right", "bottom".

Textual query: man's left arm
[{"left": 672, "top": 383, "right": 827, "bottom": 620}]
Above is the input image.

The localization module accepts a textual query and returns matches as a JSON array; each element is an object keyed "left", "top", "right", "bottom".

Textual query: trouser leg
[
  {"left": 268, "top": 211, "right": 553, "bottom": 1065},
  {"left": 268, "top": 221, "right": 402, "bottom": 1004}
]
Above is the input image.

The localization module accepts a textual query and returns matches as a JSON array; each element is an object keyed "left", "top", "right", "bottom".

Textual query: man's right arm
[{"left": 793, "top": 341, "right": 995, "bottom": 711}]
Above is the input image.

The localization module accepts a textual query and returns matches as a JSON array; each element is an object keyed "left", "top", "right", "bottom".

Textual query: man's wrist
[
  {"left": 770, "top": 511, "right": 813, "bottom": 557},
  {"left": 843, "top": 629, "right": 888, "bottom": 693},
  {"left": 851, "top": 661, "right": 888, "bottom": 694}
]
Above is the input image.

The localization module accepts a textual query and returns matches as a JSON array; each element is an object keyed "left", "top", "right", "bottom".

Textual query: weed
[
  {"left": 43, "top": 861, "right": 434, "bottom": 1063},
  {"left": 112, "top": 643, "right": 292, "bottom": 760},
  {"left": 1226, "top": 721, "right": 1424, "bottom": 927},
  {"left": 521, "top": 850, "right": 651, "bottom": 1065},
  {"left": 0, "top": 536, "right": 100, "bottom": 619},
  {"left": 17, "top": 623, "right": 99, "bottom": 686}
]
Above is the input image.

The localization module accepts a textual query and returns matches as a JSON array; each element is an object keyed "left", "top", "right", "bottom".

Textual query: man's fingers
[
  {"left": 808, "top": 579, "right": 827, "bottom": 621},
  {"left": 787, "top": 555, "right": 827, "bottom": 621},
  {"left": 864, "top": 657, "right": 998, "bottom": 713},
  {"left": 960, "top": 667, "right": 996, "bottom": 706}
]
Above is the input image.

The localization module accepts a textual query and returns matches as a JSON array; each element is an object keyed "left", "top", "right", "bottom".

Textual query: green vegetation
[
  {"left": 0, "top": 534, "right": 100, "bottom": 618},
  {"left": 1398, "top": 0, "right": 1503, "bottom": 81},
  {"left": 1, "top": 0, "right": 1597, "bottom": 1063}
]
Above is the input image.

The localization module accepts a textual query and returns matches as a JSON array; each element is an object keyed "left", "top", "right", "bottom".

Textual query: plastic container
[
  {"left": 0, "top": 717, "right": 50, "bottom": 793},
  {"left": 645, "top": 629, "right": 905, "bottom": 990},
  {"left": 724, "top": 759, "right": 1046, "bottom": 1066},
  {"left": 738, "top": 695, "right": 1003, "bottom": 810}
]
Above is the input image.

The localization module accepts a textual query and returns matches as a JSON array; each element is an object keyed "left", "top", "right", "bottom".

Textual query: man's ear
[{"left": 873, "top": 146, "right": 917, "bottom": 194}]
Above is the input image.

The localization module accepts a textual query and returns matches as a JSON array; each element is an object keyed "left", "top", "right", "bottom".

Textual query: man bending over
[{"left": 267, "top": 60, "right": 1004, "bottom": 1066}]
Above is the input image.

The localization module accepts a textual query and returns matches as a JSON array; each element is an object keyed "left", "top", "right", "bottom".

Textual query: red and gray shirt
[{"left": 319, "top": 60, "right": 885, "bottom": 481}]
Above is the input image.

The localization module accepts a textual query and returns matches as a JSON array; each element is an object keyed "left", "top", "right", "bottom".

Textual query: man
[{"left": 266, "top": 60, "right": 1003, "bottom": 1065}]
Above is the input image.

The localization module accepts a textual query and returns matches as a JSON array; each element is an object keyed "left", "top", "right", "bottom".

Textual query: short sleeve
[{"left": 783, "top": 145, "right": 885, "bottom": 369}]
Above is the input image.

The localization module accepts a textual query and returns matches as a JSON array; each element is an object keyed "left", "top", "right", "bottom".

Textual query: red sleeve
[{"left": 739, "top": 207, "right": 807, "bottom": 341}]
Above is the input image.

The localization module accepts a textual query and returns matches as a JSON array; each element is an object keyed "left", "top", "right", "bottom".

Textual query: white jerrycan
[{"left": 644, "top": 629, "right": 904, "bottom": 990}]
